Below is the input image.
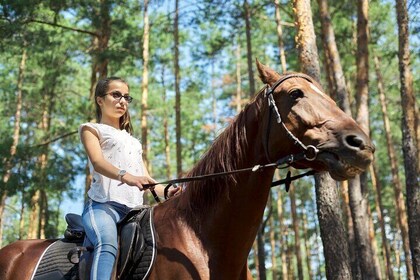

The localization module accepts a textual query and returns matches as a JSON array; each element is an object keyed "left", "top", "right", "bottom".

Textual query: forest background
[{"left": 0, "top": 0, "right": 419, "bottom": 279}]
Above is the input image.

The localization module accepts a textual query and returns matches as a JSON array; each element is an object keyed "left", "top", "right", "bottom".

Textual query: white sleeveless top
[{"left": 79, "top": 123, "right": 145, "bottom": 208}]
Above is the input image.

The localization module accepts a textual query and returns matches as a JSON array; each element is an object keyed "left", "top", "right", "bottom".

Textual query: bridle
[
  {"left": 263, "top": 73, "right": 319, "bottom": 163},
  {"left": 146, "top": 74, "right": 320, "bottom": 203}
]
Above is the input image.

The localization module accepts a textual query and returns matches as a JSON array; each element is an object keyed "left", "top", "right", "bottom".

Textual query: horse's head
[{"left": 256, "top": 60, "right": 374, "bottom": 180}]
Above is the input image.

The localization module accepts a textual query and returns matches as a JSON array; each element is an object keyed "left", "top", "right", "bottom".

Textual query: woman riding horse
[{"left": 0, "top": 61, "right": 374, "bottom": 279}]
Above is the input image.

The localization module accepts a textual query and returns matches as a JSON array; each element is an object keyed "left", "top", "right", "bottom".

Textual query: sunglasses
[{"left": 103, "top": 91, "right": 133, "bottom": 103}]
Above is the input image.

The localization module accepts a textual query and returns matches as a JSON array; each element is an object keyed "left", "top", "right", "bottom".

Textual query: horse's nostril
[{"left": 345, "top": 135, "right": 365, "bottom": 149}]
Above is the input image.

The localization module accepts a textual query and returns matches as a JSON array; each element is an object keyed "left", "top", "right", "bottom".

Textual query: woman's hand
[
  {"left": 119, "top": 173, "right": 157, "bottom": 191},
  {"left": 167, "top": 185, "right": 182, "bottom": 198}
]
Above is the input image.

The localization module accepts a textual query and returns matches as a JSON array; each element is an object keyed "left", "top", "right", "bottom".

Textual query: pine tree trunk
[
  {"left": 19, "top": 190, "right": 25, "bottom": 240},
  {"left": 161, "top": 68, "right": 171, "bottom": 179},
  {"left": 235, "top": 42, "right": 242, "bottom": 114},
  {"left": 293, "top": 0, "right": 352, "bottom": 278},
  {"left": 276, "top": 185, "right": 289, "bottom": 280},
  {"left": 252, "top": 241, "right": 260, "bottom": 279},
  {"left": 395, "top": 0, "right": 420, "bottom": 277},
  {"left": 257, "top": 224, "right": 267, "bottom": 280},
  {"left": 374, "top": 54, "right": 413, "bottom": 279},
  {"left": 268, "top": 206, "right": 278, "bottom": 280},
  {"left": 317, "top": 0, "right": 351, "bottom": 115},
  {"left": 348, "top": 1, "right": 381, "bottom": 278},
  {"left": 340, "top": 181, "right": 360, "bottom": 279},
  {"left": 0, "top": 46, "right": 26, "bottom": 247},
  {"left": 174, "top": 0, "right": 182, "bottom": 176},
  {"left": 273, "top": 0, "right": 287, "bottom": 73},
  {"left": 243, "top": 0, "right": 256, "bottom": 97},
  {"left": 290, "top": 185, "right": 303, "bottom": 280},
  {"left": 367, "top": 197, "right": 383, "bottom": 279},
  {"left": 293, "top": 0, "right": 320, "bottom": 79},
  {"left": 302, "top": 212, "right": 313, "bottom": 279},
  {"left": 370, "top": 162, "right": 394, "bottom": 280},
  {"left": 28, "top": 190, "right": 41, "bottom": 239},
  {"left": 31, "top": 79, "right": 56, "bottom": 239},
  {"left": 141, "top": 0, "right": 150, "bottom": 170},
  {"left": 211, "top": 61, "right": 217, "bottom": 138}
]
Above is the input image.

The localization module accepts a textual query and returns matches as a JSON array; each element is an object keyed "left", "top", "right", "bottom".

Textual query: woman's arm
[
  {"left": 80, "top": 126, "right": 155, "bottom": 190},
  {"left": 142, "top": 161, "right": 181, "bottom": 198}
]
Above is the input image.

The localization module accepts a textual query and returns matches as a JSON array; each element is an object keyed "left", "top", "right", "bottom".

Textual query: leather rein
[{"left": 146, "top": 74, "right": 319, "bottom": 203}]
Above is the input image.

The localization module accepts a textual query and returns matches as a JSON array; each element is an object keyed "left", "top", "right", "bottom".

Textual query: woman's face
[{"left": 97, "top": 80, "right": 130, "bottom": 120}]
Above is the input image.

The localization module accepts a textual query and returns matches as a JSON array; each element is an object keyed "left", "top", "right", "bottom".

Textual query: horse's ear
[{"left": 256, "top": 59, "right": 281, "bottom": 86}]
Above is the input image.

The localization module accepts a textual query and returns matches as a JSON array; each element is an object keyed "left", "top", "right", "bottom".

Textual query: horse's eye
[{"left": 290, "top": 89, "right": 304, "bottom": 100}]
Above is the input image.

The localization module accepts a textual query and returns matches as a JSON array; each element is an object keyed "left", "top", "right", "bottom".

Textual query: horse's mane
[{"left": 178, "top": 88, "right": 266, "bottom": 217}]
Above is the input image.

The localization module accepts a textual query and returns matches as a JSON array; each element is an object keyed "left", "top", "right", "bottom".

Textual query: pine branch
[
  {"left": 34, "top": 130, "right": 78, "bottom": 147},
  {"left": 28, "top": 19, "right": 99, "bottom": 37}
]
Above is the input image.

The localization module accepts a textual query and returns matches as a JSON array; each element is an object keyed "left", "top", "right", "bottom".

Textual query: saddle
[{"left": 32, "top": 206, "right": 157, "bottom": 280}]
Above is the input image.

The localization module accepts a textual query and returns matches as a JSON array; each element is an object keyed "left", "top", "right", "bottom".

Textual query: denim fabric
[{"left": 82, "top": 199, "right": 131, "bottom": 280}]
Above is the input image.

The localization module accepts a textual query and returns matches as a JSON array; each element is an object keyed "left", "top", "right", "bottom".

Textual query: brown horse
[{"left": 0, "top": 61, "right": 374, "bottom": 279}]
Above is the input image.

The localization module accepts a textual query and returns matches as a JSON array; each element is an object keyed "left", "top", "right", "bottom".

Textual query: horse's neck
[
  {"left": 178, "top": 94, "right": 274, "bottom": 238},
  {"left": 155, "top": 96, "right": 275, "bottom": 275}
]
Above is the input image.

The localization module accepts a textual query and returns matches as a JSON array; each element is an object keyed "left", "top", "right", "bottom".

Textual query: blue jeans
[{"left": 82, "top": 199, "right": 131, "bottom": 280}]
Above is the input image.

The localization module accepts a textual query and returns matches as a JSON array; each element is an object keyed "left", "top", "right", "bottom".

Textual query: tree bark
[
  {"left": 348, "top": 1, "right": 381, "bottom": 278},
  {"left": 374, "top": 54, "right": 413, "bottom": 279},
  {"left": 161, "top": 67, "right": 171, "bottom": 179},
  {"left": 141, "top": 0, "right": 150, "bottom": 170},
  {"left": 28, "top": 190, "right": 41, "bottom": 239},
  {"left": 276, "top": 183, "right": 289, "bottom": 280},
  {"left": 315, "top": 175, "right": 352, "bottom": 279},
  {"left": 268, "top": 203, "right": 278, "bottom": 280},
  {"left": 174, "top": 0, "right": 182, "bottom": 176},
  {"left": 257, "top": 223, "right": 267, "bottom": 280},
  {"left": 396, "top": 0, "right": 420, "bottom": 277},
  {"left": 293, "top": 0, "right": 352, "bottom": 278},
  {"left": 243, "top": 0, "right": 256, "bottom": 97},
  {"left": 317, "top": 0, "right": 351, "bottom": 115},
  {"left": 252, "top": 241, "right": 260, "bottom": 279},
  {"left": 235, "top": 42, "right": 242, "bottom": 114},
  {"left": 302, "top": 212, "right": 313, "bottom": 279},
  {"left": 370, "top": 162, "right": 394, "bottom": 280},
  {"left": 293, "top": 0, "right": 320, "bottom": 79},
  {"left": 273, "top": 0, "right": 287, "bottom": 73},
  {"left": 290, "top": 185, "right": 303, "bottom": 280}
]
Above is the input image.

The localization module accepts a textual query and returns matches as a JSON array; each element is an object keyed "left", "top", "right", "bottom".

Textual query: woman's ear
[{"left": 96, "top": 96, "right": 103, "bottom": 106}]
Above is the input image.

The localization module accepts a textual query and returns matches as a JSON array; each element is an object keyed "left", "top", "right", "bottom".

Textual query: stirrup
[{"left": 67, "top": 246, "right": 92, "bottom": 264}]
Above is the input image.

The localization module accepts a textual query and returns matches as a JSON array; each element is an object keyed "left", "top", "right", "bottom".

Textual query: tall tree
[
  {"left": 370, "top": 162, "right": 394, "bottom": 280},
  {"left": 348, "top": 0, "right": 381, "bottom": 278},
  {"left": 395, "top": 0, "right": 420, "bottom": 277},
  {"left": 276, "top": 184, "right": 289, "bottom": 279},
  {"left": 317, "top": 0, "right": 351, "bottom": 114},
  {"left": 235, "top": 42, "right": 242, "bottom": 113},
  {"left": 290, "top": 184, "right": 303, "bottom": 280},
  {"left": 374, "top": 54, "right": 413, "bottom": 279},
  {"left": 174, "top": 0, "right": 182, "bottom": 176},
  {"left": 141, "top": 0, "right": 150, "bottom": 170},
  {"left": 273, "top": 0, "right": 287, "bottom": 73},
  {"left": 243, "top": 0, "right": 256, "bottom": 97},
  {"left": 293, "top": 0, "right": 352, "bottom": 278}
]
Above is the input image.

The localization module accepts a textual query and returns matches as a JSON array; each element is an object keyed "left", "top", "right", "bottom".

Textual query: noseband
[{"left": 263, "top": 74, "right": 319, "bottom": 163}]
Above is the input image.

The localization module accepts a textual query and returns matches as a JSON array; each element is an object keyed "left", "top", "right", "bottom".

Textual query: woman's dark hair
[{"left": 94, "top": 77, "right": 133, "bottom": 134}]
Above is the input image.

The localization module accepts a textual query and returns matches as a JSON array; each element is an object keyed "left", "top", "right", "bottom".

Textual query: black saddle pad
[
  {"left": 31, "top": 239, "right": 82, "bottom": 280},
  {"left": 31, "top": 207, "right": 156, "bottom": 280}
]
